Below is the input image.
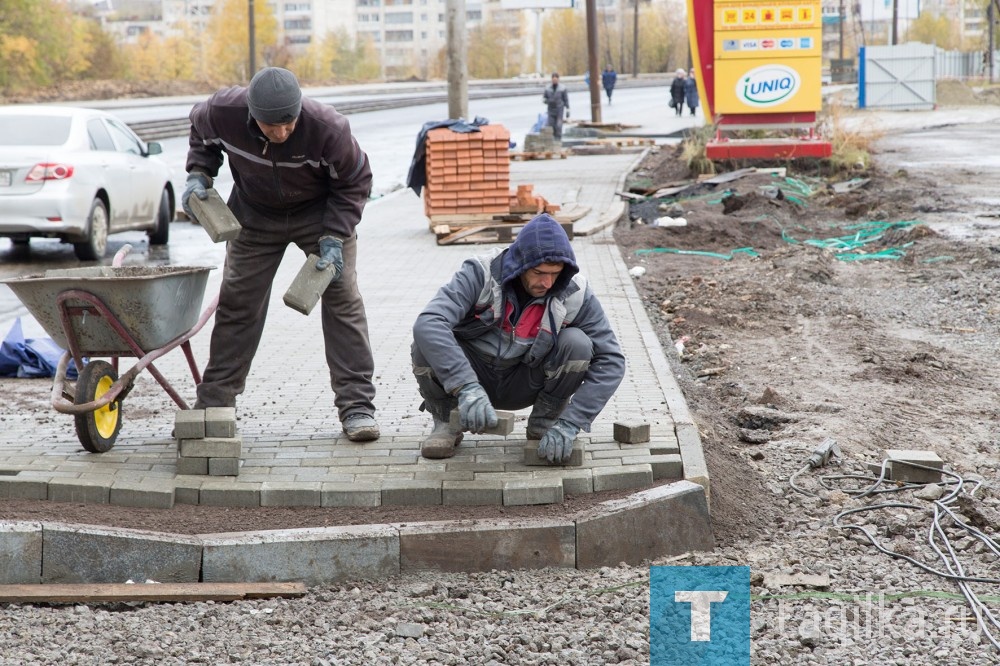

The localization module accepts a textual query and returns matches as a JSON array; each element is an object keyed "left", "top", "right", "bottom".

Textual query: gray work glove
[
  {"left": 457, "top": 382, "right": 497, "bottom": 433},
  {"left": 538, "top": 418, "right": 579, "bottom": 463},
  {"left": 315, "top": 236, "right": 344, "bottom": 281},
  {"left": 565, "top": 109, "right": 570, "bottom": 119},
  {"left": 181, "top": 172, "right": 210, "bottom": 219}
]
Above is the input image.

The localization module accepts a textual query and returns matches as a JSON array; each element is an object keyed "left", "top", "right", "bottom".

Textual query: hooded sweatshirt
[{"left": 412, "top": 214, "right": 625, "bottom": 430}]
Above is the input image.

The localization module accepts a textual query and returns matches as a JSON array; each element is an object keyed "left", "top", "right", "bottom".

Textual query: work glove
[
  {"left": 538, "top": 419, "right": 579, "bottom": 463},
  {"left": 565, "top": 109, "right": 570, "bottom": 119},
  {"left": 457, "top": 382, "right": 497, "bottom": 433},
  {"left": 315, "top": 235, "right": 344, "bottom": 281},
  {"left": 181, "top": 172, "right": 211, "bottom": 219}
]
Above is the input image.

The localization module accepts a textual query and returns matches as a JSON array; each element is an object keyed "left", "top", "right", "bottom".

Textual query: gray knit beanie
[{"left": 247, "top": 67, "right": 302, "bottom": 124}]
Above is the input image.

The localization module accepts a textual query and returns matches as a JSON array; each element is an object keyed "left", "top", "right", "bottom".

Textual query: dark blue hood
[{"left": 500, "top": 213, "right": 578, "bottom": 292}]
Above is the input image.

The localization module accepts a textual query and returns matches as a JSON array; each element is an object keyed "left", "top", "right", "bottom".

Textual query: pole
[
  {"left": 446, "top": 0, "right": 468, "bottom": 119},
  {"left": 632, "top": 0, "right": 639, "bottom": 77},
  {"left": 839, "top": 0, "right": 845, "bottom": 61},
  {"left": 891, "top": 0, "right": 898, "bottom": 44},
  {"left": 586, "top": 0, "right": 601, "bottom": 121},
  {"left": 535, "top": 9, "right": 543, "bottom": 75},
  {"left": 618, "top": 0, "right": 625, "bottom": 70},
  {"left": 248, "top": 0, "right": 256, "bottom": 79}
]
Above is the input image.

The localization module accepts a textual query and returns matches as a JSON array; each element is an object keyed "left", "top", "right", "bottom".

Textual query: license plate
[{"left": 0, "top": 171, "right": 11, "bottom": 187}]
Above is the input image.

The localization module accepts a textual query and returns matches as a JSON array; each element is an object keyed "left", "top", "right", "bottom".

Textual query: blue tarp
[{"left": 0, "top": 318, "right": 79, "bottom": 379}]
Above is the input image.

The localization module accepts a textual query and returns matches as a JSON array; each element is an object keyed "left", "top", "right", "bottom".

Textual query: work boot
[
  {"left": 342, "top": 413, "right": 380, "bottom": 442},
  {"left": 526, "top": 392, "right": 569, "bottom": 440},
  {"left": 418, "top": 398, "right": 462, "bottom": 459}
]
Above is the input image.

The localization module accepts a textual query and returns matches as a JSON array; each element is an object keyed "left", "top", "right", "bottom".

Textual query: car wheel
[
  {"left": 148, "top": 188, "right": 171, "bottom": 246},
  {"left": 74, "top": 198, "right": 109, "bottom": 261}
]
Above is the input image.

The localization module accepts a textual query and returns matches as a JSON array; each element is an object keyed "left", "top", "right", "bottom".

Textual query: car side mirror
[{"left": 146, "top": 142, "right": 163, "bottom": 156}]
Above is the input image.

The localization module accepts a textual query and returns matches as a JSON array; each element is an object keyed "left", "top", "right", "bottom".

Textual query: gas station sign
[{"left": 712, "top": 0, "right": 822, "bottom": 114}]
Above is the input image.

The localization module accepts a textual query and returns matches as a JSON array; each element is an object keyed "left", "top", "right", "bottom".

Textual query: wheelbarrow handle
[{"left": 50, "top": 351, "right": 141, "bottom": 415}]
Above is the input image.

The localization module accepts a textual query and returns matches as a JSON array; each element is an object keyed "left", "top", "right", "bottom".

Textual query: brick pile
[
  {"left": 510, "top": 184, "right": 560, "bottom": 216},
  {"left": 174, "top": 407, "right": 242, "bottom": 476},
  {"left": 423, "top": 124, "right": 511, "bottom": 219}
]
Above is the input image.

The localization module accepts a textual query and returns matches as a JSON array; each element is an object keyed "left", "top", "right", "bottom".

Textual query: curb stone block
[
  {"left": 261, "top": 482, "right": 322, "bottom": 507},
  {"left": 110, "top": 479, "right": 175, "bottom": 509},
  {"left": 441, "top": 480, "right": 503, "bottom": 506},
  {"left": 676, "top": 422, "right": 710, "bottom": 505},
  {"left": 173, "top": 409, "right": 205, "bottom": 440},
  {"left": 592, "top": 464, "right": 653, "bottom": 492},
  {"left": 41, "top": 523, "right": 202, "bottom": 584},
  {"left": 575, "top": 480, "right": 714, "bottom": 568},
  {"left": 321, "top": 482, "right": 381, "bottom": 507},
  {"left": 503, "top": 478, "right": 564, "bottom": 506},
  {"left": 48, "top": 478, "right": 112, "bottom": 504},
  {"left": 400, "top": 519, "right": 575, "bottom": 572},
  {"left": 201, "top": 525, "right": 400, "bottom": 586},
  {"left": 0, "top": 477, "right": 48, "bottom": 500},
  {"left": 0, "top": 522, "right": 42, "bottom": 584}
]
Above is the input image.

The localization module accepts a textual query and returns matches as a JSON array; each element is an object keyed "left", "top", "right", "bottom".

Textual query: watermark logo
[
  {"left": 737, "top": 64, "right": 801, "bottom": 107},
  {"left": 650, "top": 566, "right": 750, "bottom": 665}
]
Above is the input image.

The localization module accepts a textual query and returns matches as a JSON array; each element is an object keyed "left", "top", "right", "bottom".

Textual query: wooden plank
[
  {"left": 427, "top": 213, "right": 499, "bottom": 224},
  {"left": 510, "top": 151, "right": 568, "bottom": 161},
  {"left": 0, "top": 582, "right": 307, "bottom": 604}
]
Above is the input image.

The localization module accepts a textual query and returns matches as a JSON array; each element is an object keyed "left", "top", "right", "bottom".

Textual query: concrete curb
[{"left": 0, "top": 480, "right": 712, "bottom": 586}]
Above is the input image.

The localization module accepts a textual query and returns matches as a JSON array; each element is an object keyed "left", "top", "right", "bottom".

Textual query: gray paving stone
[
  {"left": 400, "top": 520, "right": 575, "bottom": 572},
  {"left": 442, "top": 480, "right": 504, "bottom": 506},
  {"left": 208, "top": 457, "right": 241, "bottom": 477},
  {"left": 532, "top": 469, "right": 593, "bottom": 496},
  {"left": 0, "top": 522, "right": 42, "bottom": 584},
  {"left": 592, "top": 464, "right": 653, "bottom": 492},
  {"left": 613, "top": 421, "right": 651, "bottom": 444},
  {"left": 41, "top": 523, "right": 202, "bottom": 584},
  {"left": 48, "top": 478, "right": 112, "bottom": 504},
  {"left": 109, "top": 479, "right": 175, "bottom": 509},
  {"left": 522, "top": 443, "right": 584, "bottom": 467},
  {"left": 205, "top": 407, "right": 237, "bottom": 438},
  {"left": 503, "top": 478, "right": 564, "bottom": 506},
  {"left": 173, "top": 409, "right": 205, "bottom": 440},
  {"left": 321, "top": 482, "right": 381, "bottom": 507},
  {"left": 261, "top": 482, "right": 322, "bottom": 507},
  {"left": 174, "top": 480, "right": 201, "bottom": 505},
  {"left": 198, "top": 481, "right": 261, "bottom": 507},
  {"left": 0, "top": 477, "right": 48, "bottom": 500},
  {"left": 179, "top": 437, "right": 242, "bottom": 459},
  {"left": 575, "top": 480, "right": 714, "bottom": 568},
  {"left": 381, "top": 480, "right": 442, "bottom": 506},
  {"left": 175, "top": 456, "right": 208, "bottom": 476},
  {"left": 201, "top": 525, "right": 400, "bottom": 586}
]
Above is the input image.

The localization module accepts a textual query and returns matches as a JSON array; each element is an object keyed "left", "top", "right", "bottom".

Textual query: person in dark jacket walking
[
  {"left": 685, "top": 68, "right": 700, "bottom": 117},
  {"left": 410, "top": 213, "right": 626, "bottom": 462},
  {"left": 181, "top": 67, "right": 381, "bottom": 442},
  {"left": 601, "top": 64, "right": 617, "bottom": 104},
  {"left": 542, "top": 73, "right": 570, "bottom": 141},
  {"left": 669, "top": 69, "right": 686, "bottom": 116}
]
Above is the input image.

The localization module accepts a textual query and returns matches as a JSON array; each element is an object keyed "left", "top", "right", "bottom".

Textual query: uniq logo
[
  {"left": 738, "top": 64, "right": 800, "bottom": 107},
  {"left": 650, "top": 566, "right": 750, "bottom": 665}
]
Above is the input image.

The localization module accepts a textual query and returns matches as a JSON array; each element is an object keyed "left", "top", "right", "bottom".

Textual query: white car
[{"left": 0, "top": 105, "right": 175, "bottom": 260}]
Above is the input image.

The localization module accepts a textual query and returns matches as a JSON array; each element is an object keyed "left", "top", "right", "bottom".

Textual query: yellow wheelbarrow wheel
[{"left": 74, "top": 360, "right": 123, "bottom": 453}]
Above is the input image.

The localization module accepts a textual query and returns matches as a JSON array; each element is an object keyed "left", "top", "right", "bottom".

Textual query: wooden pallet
[
  {"left": 433, "top": 217, "right": 575, "bottom": 246},
  {"left": 584, "top": 137, "right": 655, "bottom": 147},
  {"left": 510, "top": 150, "right": 569, "bottom": 161}
]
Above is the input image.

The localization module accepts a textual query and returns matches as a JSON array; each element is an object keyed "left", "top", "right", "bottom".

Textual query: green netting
[{"left": 633, "top": 247, "right": 760, "bottom": 260}]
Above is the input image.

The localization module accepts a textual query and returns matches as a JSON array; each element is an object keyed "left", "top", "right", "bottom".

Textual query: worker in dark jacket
[
  {"left": 670, "top": 69, "right": 686, "bottom": 116},
  {"left": 542, "top": 73, "right": 570, "bottom": 141},
  {"left": 411, "top": 213, "right": 626, "bottom": 462},
  {"left": 181, "top": 67, "right": 380, "bottom": 442}
]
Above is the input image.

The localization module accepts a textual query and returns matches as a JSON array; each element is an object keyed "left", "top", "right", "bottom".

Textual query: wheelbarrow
[{"left": 1, "top": 246, "right": 217, "bottom": 453}]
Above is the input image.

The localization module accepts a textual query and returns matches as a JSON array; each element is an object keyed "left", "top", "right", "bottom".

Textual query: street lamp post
[{"left": 249, "top": 0, "right": 256, "bottom": 79}]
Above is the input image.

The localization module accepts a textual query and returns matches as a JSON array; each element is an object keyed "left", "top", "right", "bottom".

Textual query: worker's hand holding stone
[
  {"left": 538, "top": 419, "right": 579, "bottom": 463},
  {"left": 181, "top": 172, "right": 211, "bottom": 219},
  {"left": 457, "top": 382, "right": 497, "bottom": 433},
  {"left": 315, "top": 236, "right": 344, "bottom": 281}
]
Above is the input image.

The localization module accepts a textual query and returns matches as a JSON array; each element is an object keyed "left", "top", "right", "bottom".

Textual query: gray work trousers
[
  {"left": 195, "top": 220, "right": 376, "bottom": 420},
  {"left": 412, "top": 327, "right": 592, "bottom": 413},
  {"left": 547, "top": 107, "right": 565, "bottom": 141}
]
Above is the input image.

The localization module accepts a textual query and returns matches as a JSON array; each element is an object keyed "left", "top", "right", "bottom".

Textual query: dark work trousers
[
  {"left": 195, "top": 216, "right": 376, "bottom": 421},
  {"left": 412, "top": 326, "right": 592, "bottom": 413},
  {"left": 547, "top": 108, "right": 565, "bottom": 141}
]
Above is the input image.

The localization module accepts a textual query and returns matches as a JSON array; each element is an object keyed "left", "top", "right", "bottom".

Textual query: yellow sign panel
[
  {"left": 715, "top": 28, "right": 822, "bottom": 60},
  {"left": 715, "top": 0, "right": 820, "bottom": 30},
  {"left": 714, "top": 57, "right": 822, "bottom": 114}
]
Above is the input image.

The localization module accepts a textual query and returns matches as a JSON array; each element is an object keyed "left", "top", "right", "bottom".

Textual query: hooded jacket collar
[{"left": 500, "top": 213, "right": 578, "bottom": 294}]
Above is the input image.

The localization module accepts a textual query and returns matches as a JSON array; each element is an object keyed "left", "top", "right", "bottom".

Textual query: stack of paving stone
[
  {"left": 174, "top": 408, "right": 241, "bottom": 476},
  {"left": 523, "top": 126, "right": 560, "bottom": 153},
  {"left": 423, "top": 123, "right": 511, "bottom": 219}
]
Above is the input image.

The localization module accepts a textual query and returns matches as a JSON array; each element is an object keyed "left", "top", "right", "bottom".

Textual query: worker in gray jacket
[
  {"left": 542, "top": 72, "right": 570, "bottom": 141},
  {"left": 181, "top": 67, "right": 380, "bottom": 442},
  {"left": 411, "top": 213, "right": 626, "bottom": 462}
]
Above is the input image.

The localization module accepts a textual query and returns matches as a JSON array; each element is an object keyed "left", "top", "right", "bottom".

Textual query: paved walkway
[{"left": 0, "top": 105, "right": 708, "bottom": 509}]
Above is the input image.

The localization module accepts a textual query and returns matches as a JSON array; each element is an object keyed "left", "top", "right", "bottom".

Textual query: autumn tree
[
  {"left": 468, "top": 20, "right": 522, "bottom": 79},
  {"left": 636, "top": 0, "right": 689, "bottom": 73},
  {"left": 204, "top": 0, "right": 279, "bottom": 84},
  {"left": 541, "top": 8, "right": 588, "bottom": 75},
  {"left": 906, "top": 11, "right": 960, "bottom": 50}
]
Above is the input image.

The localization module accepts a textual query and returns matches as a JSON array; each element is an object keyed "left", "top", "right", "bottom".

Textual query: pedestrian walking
[
  {"left": 410, "top": 213, "right": 626, "bottom": 462},
  {"left": 542, "top": 72, "right": 570, "bottom": 141},
  {"left": 685, "top": 68, "right": 700, "bottom": 117},
  {"left": 669, "top": 68, "right": 686, "bottom": 117},
  {"left": 181, "top": 67, "right": 381, "bottom": 442},
  {"left": 602, "top": 64, "right": 617, "bottom": 104}
]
